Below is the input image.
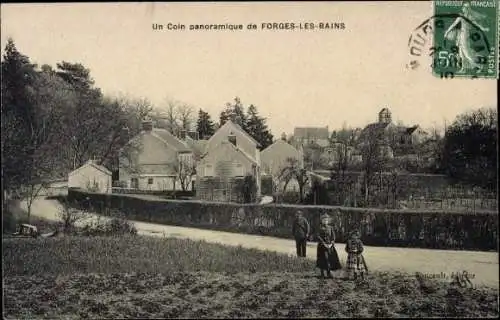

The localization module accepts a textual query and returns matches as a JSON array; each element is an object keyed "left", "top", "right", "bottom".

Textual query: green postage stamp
[{"left": 432, "top": 0, "right": 499, "bottom": 79}]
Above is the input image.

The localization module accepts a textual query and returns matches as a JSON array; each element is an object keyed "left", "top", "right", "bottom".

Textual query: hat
[{"left": 320, "top": 213, "right": 331, "bottom": 225}]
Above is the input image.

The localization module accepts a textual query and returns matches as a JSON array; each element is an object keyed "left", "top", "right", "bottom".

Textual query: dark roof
[
  {"left": 294, "top": 127, "right": 329, "bottom": 140},
  {"left": 406, "top": 125, "right": 419, "bottom": 134}
]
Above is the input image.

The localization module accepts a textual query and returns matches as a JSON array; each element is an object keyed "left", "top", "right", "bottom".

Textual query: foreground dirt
[{"left": 3, "top": 272, "right": 499, "bottom": 319}]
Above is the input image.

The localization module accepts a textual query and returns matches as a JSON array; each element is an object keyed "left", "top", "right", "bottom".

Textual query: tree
[
  {"left": 360, "top": 132, "right": 390, "bottom": 206},
  {"left": 220, "top": 97, "right": 247, "bottom": 128},
  {"left": 1, "top": 38, "right": 38, "bottom": 208},
  {"left": 295, "top": 168, "right": 310, "bottom": 203},
  {"left": 178, "top": 103, "right": 194, "bottom": 131},
  {"left": 277, "top": 157, "right": 300, "bottom": 193},
  {"left": 440, "top": 107, "right": 497, "bottom": 190},
  {"left": 196, "top": 109, "right": 216, "bottom": 139},
  {"left": 329, "top": 125, "right": 357, "bottom": 205},
  {"left": 277, "top": 157, "right": 309, "bottom": 203},
  {"left": 1, "top": 40, "right": 77, "bottom": 221},
  {"left": 240, "top": 174, "right": 257, "bottom": 203},
  {"left": 246, "top": 104, "right": 273, "bottom": 150},
  {"left": 173, "top": 155, "right": 196, "bottom": 191}
]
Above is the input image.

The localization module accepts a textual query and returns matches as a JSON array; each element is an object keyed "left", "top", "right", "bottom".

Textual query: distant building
[
  {"left": 260, "top": 133, "right": 304, "bottom": 192},
  {"left": 358, "top": 108, "right": 428, "bottom": 160},
  {"left": 68, "top": 160, "right": 112, "bottom": 193},
  {"left": 293, "top": 126, "right": 330, "bottom": 148}
]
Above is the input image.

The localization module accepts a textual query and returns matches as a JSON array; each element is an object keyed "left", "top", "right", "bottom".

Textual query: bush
[
  {"left": 66, "top": 189, "right": 498, "bottom": 251},
  {"left": 80, "top": 210, "right": 137, "bottom": 237}
]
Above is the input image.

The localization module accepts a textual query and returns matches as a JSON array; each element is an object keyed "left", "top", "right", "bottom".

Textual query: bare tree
[
  {"left": 360, "top": 132, "right": 389, "bottom": 206},
  {"left": 172, "top": 155, "right": 196, "bottom": 191},
  {"left": 276, "top": 157, "right": 309, "bottom": 202},
  {"left": 178, "top": 103, "right": 195, "bottom": 131},
  {"left": 277, "top": 157, "right": 300, "bottom": 193}
]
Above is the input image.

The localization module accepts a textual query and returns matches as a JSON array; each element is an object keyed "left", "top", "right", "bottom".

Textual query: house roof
[
  {"left": 406, "top": 125, "right": 419, "bottom": 134},
  {"left": 69, "top": 160, "right": 112, "bottom": 177},
  {"left": 358, "top": 122, "right": 391, "bottom": 142},
  {"left": 294, "top": 127, "right": 329, "bottom": 140},
  {"left": 185, "top": 136, "right": 208, "bottom": 158},
  {"left": 151, "top": 128, "right": 192, "bottom": 152},
  {"left": 261, "top": 139, "right": 300, "bottom": 155},
  {"left": 210, "top": 120, "right": 260, "bottom": 147}
]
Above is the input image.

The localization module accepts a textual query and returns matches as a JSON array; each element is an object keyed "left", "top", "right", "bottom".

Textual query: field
[{"left": 3, "top": 234, "right": 499, "bottom": 318}]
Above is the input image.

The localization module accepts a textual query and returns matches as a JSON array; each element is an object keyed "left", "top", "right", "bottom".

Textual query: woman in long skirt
[{"left": 316, "top": 217, "right": 342, "bottom": 278}]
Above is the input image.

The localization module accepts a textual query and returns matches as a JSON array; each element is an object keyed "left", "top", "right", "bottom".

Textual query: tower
[{"left": 378, "top": 108, "right": 392, "bottom": 124}]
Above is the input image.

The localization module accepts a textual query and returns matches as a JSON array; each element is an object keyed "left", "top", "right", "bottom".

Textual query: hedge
[{"left": 66, "top": 189, "right": 498, "bottom": 252}]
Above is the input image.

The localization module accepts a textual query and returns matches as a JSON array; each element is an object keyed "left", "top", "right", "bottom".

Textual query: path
[{"left": 22, "top": 197, "right": 499, "bottom": 288}]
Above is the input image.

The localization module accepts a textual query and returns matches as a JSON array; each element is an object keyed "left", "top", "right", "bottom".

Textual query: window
[
  {"left": 205, "top": 164, "right": 214, "bottom": 177},
  {"left": 148, "top": 178, "right": 154, "bottom": 185},
  {"left": 131, "top": 178, "right": 139, "bottom": 189},
  {"left": 235, "top": 163, "right": 244, "bottom": 177}
]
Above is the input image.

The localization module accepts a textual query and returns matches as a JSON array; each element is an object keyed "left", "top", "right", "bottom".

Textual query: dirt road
[{"left": 22, "top": 197, "right": 499, "bottom": 288}]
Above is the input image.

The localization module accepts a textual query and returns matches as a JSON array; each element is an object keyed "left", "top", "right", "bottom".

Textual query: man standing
[{"left": 292, "top": 210, "right": 310, "bottom": 257}]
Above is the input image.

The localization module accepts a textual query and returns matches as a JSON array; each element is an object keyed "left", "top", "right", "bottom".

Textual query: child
[
  {"left": 345, "top": 230, "right": 367, "bottom": 280},
  {"left": 316, "top": 216, "right": 342, "bottom": 278}
]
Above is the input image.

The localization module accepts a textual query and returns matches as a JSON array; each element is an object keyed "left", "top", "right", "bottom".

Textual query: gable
[
  {"left": 69, "top": 162, "right": 111, "bottom": 177},
  {"left": 206, "top": 120, "right": 258, "bottom": 161},
  {"left": 209, "top": 120, "right": 259, "bottom": 147},
  {"left": 261, "top": 140, "right": 302, "bottom": 174}
]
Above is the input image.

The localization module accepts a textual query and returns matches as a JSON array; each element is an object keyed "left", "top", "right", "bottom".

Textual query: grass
[{"left": 3, "top": 235, "right": 499, "bottom": 318}]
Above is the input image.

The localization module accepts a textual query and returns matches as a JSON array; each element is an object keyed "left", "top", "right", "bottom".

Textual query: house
[
  {"left": 357, "top": 108, "right": 428, "bottom": 161},
  {"left": 293, "top": 126, "right": 330, "bottom": 148},
  {"left": 260, "top": 133, "right": 304, "bottom": 193},
  {"left": 195, "top": 120, "right": 261, "bottom": 202},
  {"left": 118, "top": 118, "right": 195, "bottom": 191},
  {"left": 68, "top": 160, "right": 112, "bottom": 193}
]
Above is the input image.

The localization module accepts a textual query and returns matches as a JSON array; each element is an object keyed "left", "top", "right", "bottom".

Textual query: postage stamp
[{"left": 432, "top": 0, "right": 498, "bottom": 79}]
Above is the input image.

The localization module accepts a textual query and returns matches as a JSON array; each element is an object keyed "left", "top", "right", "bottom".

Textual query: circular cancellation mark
[{"left": 407, "top": 8, "right": 497, "bottom": 79}]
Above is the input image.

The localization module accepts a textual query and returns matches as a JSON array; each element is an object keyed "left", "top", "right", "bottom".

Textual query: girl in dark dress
[{"left": 316, "top": 217, "right": 342, "bottom": 278}]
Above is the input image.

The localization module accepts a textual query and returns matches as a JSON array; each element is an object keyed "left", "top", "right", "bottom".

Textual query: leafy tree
[
  {"left": 219, "top": 97, "right": 247, "bottom": 128},
  {"left": 440, "top": 107, "right": 497, "bottom": 190},
  {"left": 1, "top": 38, "right": 38, "bottom": 203},
  {"left": 196, "top": 109, "right": 216, "bottom": 139}
]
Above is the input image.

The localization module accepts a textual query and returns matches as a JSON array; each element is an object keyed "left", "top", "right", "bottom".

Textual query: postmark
[{"left": 407, "top": 0, "right": 498, "bottom": 79}]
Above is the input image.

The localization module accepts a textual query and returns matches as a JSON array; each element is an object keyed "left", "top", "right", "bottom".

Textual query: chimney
[
  {"left": 120, "top": 126, "right": 130, "bottom": 145},
  {"left": 187, "top": 130, "right": 198, "bottom": 140},
  {"left": 142, "top": 118, "right": 153, "bottom": 132},
  {"left": 180, "top": 129, "right": 187, "bottom": 140},
  {"left": 228, "top": 134, "right": 237, "bottom": 146}
]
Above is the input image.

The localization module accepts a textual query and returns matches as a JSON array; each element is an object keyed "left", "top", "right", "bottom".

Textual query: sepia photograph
[{"left": 1, "top": 1, "right": 498, "bottom": 318}]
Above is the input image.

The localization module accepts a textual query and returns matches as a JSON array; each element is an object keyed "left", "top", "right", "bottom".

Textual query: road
[{"left": 21, "top": 197, "right": 499, "bottom": 289}]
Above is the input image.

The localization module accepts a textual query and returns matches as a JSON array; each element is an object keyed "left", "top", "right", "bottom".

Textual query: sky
[{"left": 1, "top": 2, "right": 497, "bottom": 136}]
